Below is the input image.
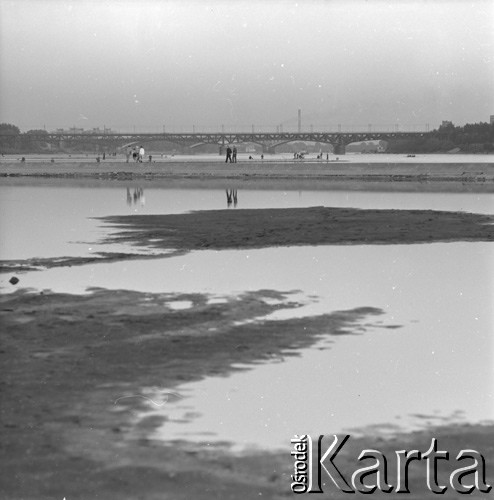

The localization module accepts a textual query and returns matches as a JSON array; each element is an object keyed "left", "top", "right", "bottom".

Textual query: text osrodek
[{"left": 291, "top": 434, "right": 492, "bottom": 495}]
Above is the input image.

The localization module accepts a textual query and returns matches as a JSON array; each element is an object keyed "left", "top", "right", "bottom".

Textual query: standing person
[
  {"left": 225, "top": 145, "right": 232, "bottom": 163},
  {"left": 139, "top": 145, "right": 145, "bottom": 163},
  {"left": 232, "top": 146, "right": 237, "bottom": 163}
]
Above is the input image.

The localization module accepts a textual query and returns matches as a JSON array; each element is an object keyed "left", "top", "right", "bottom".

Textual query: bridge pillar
[{"left": 333, "top": 143, "right": 346, "bottom": 155}]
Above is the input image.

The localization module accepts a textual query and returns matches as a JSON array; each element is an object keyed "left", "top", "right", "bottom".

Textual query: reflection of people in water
[
  {"left": 226, "top": 189, "right": 238, "bottom": 208},
  {"left": 126, "top": 187, "right": 145, "bottom": 206}
]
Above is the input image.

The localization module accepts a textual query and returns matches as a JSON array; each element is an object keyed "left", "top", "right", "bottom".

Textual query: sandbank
[
  {"left": 1, "top": 158, "right": 494, "bottom": 186},
  {"left": 101, "top": 206, "right": 494, "bottom": 252}
]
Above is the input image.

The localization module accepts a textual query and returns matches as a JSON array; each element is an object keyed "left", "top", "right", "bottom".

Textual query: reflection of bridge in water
[{"left": 22, "top": 130, "right": 430, "bottom": 155}]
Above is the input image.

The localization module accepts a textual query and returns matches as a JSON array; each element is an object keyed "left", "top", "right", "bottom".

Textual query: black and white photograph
[{"left": 0, "top": 0, "right": 493, "bottom": 498}]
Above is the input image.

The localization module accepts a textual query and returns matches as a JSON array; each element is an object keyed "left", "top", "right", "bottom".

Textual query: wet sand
[
  {"left": 101, "top": 206, "right": 494, "bottom": 251},
  {"left": 1, "top": 289, "right": 492, "bottom": 499},
  {"left": 1, "top": 162, "right": 493, "bottom": 499},
  {"left": 0, "top": 288, "right": 388, "bottom": 499}
]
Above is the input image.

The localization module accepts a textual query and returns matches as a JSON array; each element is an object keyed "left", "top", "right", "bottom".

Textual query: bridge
[{"left": 11, "top": 130, "right": 430, "bottom": 155}]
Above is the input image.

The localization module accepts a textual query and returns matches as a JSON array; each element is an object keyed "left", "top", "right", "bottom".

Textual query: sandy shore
[{"left": 1, "top": 159, "right": 494, "bottom": 185}]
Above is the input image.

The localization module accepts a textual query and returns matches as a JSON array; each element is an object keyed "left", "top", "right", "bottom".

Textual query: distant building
[
  {"left": 441, "top": 120, "right": 453, "bottom": 128},
  {"left": 490, "top": 115, "right": 494, "bottom": 124}
]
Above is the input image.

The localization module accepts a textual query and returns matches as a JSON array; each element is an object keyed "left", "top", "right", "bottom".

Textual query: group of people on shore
[
  {"left": 225, "top": 146, "right": 266, "bottom": 162},
  {"left": 126, "top": 145, "right": 146, "bottom": 163},
  {"left": 225, "top": 145, "right": 237, "bottom": 163}
]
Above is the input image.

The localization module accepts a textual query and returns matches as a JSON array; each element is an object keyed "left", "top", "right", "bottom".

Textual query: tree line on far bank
[
  {"left": 386, "top": 121, "right": 494, "bottom": 154},
  {"left": 0, "top": 121, "right": 493, "bottom": 154}
]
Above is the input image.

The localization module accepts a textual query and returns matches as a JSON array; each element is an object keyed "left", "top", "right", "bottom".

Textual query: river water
[{"left": 0, "top": 179, "right": 493, "bottom": 451}]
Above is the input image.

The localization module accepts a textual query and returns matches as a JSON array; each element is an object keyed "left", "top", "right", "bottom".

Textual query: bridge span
[{"left": 18, "top": 130, "right": 430, "bottom": 155}]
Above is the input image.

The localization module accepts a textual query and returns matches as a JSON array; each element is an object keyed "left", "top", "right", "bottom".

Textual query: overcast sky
[{"left": 1, "top": 0, "right": 492, "bottom": 132}]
